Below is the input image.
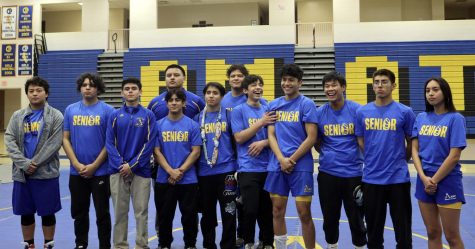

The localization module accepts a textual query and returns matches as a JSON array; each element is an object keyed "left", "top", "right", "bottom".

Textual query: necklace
[{"left": 200, "top": 106, "right": 222, "bottom": 167}]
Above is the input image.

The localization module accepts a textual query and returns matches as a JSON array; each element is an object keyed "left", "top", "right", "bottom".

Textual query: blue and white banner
[
  {"left": 1, "top": 44, "right": 16, "bottom": 76},
  {"left": 18, "top": 5, "right": 32, "bottom": 38},
  {"left": 18, "top": 44, "right": 32, "bottom": 76},
  {"left": 1, "top": 6, "right": 17, "bottom": 40}
]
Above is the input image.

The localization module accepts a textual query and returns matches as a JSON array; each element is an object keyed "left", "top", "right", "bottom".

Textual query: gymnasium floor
[{"left": 1, "top": 135, "right": 474, "bottom": 248}]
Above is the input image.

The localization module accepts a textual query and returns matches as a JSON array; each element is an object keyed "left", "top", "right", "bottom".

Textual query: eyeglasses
[{"left": 373, "top": 80, "right": 391, "bottom": 86}]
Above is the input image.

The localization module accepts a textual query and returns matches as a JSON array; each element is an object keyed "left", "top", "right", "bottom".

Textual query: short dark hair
[
  {"left": 165, "top": 64, "right": 186, "bottom": 77},
  {"left": 424, "top": 77, "right": 456, "bottom": 113},
  {"left": 203, "top": 82, "right": 225, "bottom": 97},
  {"left": 322, "top": 71, "right": 346, "bottom": 87},
  {"left": 165, "top": 88, "right": 187, "bottom": 102},
  {"left": 280, "top": 64, "right": 304, "bottom": 81},
  {"left": 76, "top": 73, "right": 106, "bottom": 95},
  {"left": 226, "top": 64, "right": 249, "bottom": 78},
  {"left": 122, "top": 77, "right": 142, "bottom": 90},
  {"left": 25, "top": 76, "right": 49, "bottom": 95},
  {"left": 242, "top": 75, "right": 264, "bottom": 89},
  {"left": 372, "top": 69, "right": 396, "bottom": 84}
]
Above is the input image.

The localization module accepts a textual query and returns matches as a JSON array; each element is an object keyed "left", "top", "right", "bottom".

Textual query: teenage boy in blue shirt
[
  {"left": 147, "top": 64, "right": 205, "bottom": 240},
  {"left": 221, "top": 64, "right": 266, "bottom": 247},
  {"left": 264, "top": 64, "right": 318, "bottom": 249},
  {"left": 197, "top": 82, "right": 238, "bottom": 249},
  {"left": 315, "top": 71, "right": 367, "bottom": 249},
  {"left": 106, "top": 78, "right": 157, "bottom": 249},
  {"left": 63, "top": 73, "right": 114, "bottom": 249},
  {"left": 231, "top": 75, "right": 276, "bottom": 249},
  {"left": 154, "top": 88, "right": 202, "bottom": 249},
  {"left": 5, "top": 77, "right": 63, "bottom": 249},
  {"left": 355, "top": 69, "right": 415, "bottom": 249}
]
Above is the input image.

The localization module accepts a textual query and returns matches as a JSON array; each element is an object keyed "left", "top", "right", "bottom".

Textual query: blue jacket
[
  {"left": 148, "top": 89, "right": 205, "bottom": 120},
  {"left": 106, "top": 104, "right": 157, "bottom": 178}
]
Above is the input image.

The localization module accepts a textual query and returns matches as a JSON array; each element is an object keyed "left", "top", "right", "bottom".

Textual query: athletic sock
[
  {"left": 327, "top": 243, "right": 338, "bottom": 249},
  {"left": 274, "top": 234, "right": 287, "bottom": 249},
  {"left": 354, "top": 245, "right": 365, "bottom": 249}
]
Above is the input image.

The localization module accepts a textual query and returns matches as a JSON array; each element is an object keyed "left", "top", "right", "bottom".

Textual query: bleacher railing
[
  {"left": 108, "top": 29, "right": 129, "bottom": 53},
  {"left": 296, "top": 22, "right": 334, "bottom": 48},
  {"left": 33, "top": 33, "right": 47, "bottom": 76}
]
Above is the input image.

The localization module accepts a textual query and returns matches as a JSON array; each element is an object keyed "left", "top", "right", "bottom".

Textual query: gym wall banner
[
  {"left": 1, "top": 44, "right": 16, "bottom": 76},
  {"left": 18, "top": 44, "right": 32, "bottom": 76},
  {"left": 1, "top": 6, "right": 17, "bottom": 40},
  {"left": 18, "top": 5, "right": 32, "bottom": 38}
]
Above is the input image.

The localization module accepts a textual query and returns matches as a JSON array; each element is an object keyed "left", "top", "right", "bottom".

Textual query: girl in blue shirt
[{"left": 412, "top": 77, "right": 466, "bottom": 249}]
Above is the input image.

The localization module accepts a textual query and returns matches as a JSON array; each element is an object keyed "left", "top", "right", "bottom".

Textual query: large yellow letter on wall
[
  {"left": 345, "top": 56, "right": 399, "bottom": 105},
  {"left": 140, "top": 60, "right": 189, "bottom": 107},
  {"left": 419, "top": 55, "right": 475, "bottom": 111},
  {"left": 205, "top": 59, "right": 276, "bottom": 101}
]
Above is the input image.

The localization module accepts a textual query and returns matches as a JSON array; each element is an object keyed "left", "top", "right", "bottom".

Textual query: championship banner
[
  {"left": 18, "top": 5, "right": 32, "bottom": 38},
  {"left": 18, "top": 44, "right": 32, "bottom": 76},
  {"left": 1, "top": 6, "right": 17, "bottom": 40},
  {"left": 1, "top": 44, "right": 16, "bottom": 76}
]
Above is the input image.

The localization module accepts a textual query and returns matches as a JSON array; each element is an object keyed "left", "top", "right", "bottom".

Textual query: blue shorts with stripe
[
  {"left": 12, "top": 177, "right": 62, "bottom": 216},
  {"left": 415, "top": 170, "right": 465, "bottom": 205},
  {"left": 264, "top": 171, "right": 314, "bottom": 197}
]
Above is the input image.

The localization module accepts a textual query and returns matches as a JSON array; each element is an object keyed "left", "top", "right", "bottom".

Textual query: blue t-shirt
[
  {"left": 106, "top": 104, "right": 157, "bottom": 178},
  {"left": 231, "top": 102, "right": 270, "bottom": 173},
  {"left": 355, "top": 101, "right": 415, "bottom": 184},
  {"left": 316, "top": 100, "right": 363, "bottom": 177},
  {"left": 267, "top": 95, "right": 318, "bottom": 172},
  {"left": 148, "top": 89, "right": 205, "bottom": 121},
  {"left": 64, "top": 101, "right": 114, "bottom": 176},
  {"left": 196, "top": 108, "right": 237, "bottom": 176},
  {"left": 222, "top": 92, "right": 267, "bottom": 112},
  {"left": 412, "top": 112, "right": 466, "bottom": 175},
  {"left": 23, "top": 109, "right": 44, "bottom": 159},
  {"left": 155, "top": 116, "right": 202, "bottom": 184}
]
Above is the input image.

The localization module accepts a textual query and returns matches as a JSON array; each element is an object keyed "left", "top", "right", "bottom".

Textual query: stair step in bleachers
[
  {"left": 98, "top": 52, "right": 125, "bottom": 108},
  {"left": 294, "top": 47, "right": 335, "bottom": 106}
]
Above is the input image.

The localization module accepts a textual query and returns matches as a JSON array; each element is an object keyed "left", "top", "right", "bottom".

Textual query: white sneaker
[{"left": 44, "top": 241, "right": 54, "bottom": 249}]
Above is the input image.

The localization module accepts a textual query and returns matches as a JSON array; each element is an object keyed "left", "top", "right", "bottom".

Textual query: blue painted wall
[{"left": 38, "top": 50, "right": 102, "bottom": 113}]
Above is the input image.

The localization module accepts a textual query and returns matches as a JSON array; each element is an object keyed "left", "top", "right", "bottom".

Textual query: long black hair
[{"left": 424, "top": 77, "right": 456, "bottom": 112}]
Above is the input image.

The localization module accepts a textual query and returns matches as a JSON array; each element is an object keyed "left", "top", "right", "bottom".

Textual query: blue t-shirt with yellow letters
[
  {"left": 412, "top": 112, "right": 466, "bottom": 175},
  {"left": 267, "top": 95, "right": 318, "bottom": 172},
  {"left": 23, "top": 109, "right": 44, "bottom": 159},
  {"left": 155, "top": 116, "right": 202, "bottom": 184},
  {"left": 316, "top": 100, "right": 363, "bottom": 177},
  {"left": 355, "top": 101, "right": 415, "bottom": 184},
  {"left": 231, "top": 102, "right": 270, "bottom": 173}
]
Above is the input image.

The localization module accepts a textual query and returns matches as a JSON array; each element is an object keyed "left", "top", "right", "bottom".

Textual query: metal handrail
[
  {"left": 33, "top": 33, "right": 47, "bottom": 76},
  {"left": 108, "top": 29, "right": 129, "bottom": 52},
  {"left": 296, "top": 22, "right": 334, "bottom": 47}
]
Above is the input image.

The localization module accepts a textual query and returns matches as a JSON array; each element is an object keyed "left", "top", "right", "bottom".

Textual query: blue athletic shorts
[
  {"left": 415, "top": 171, "right": 465, "bottom": 205},
  {"left": 264, "top": 171, "right": 314, "bottom": 197},
  {"left": 12, "top": 177, "right": 62, "bottom": 216}
]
